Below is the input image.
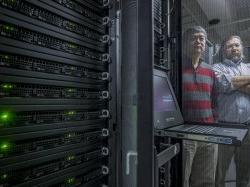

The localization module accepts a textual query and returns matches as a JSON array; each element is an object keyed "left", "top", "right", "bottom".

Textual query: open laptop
[{"left": 153, "top": 69, "right": 248, "bottom": 146}]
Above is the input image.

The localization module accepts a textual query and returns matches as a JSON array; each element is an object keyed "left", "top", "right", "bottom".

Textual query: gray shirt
[{"left": 212, "top": 59, "right": 250, "bottom": 124}]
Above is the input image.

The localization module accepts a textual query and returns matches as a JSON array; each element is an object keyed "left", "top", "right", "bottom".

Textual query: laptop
[{"left": 153, "top": 69, "right": 248, "bottom": 146}]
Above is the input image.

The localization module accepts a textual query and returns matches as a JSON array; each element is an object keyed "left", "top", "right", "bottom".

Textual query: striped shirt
[
  {"left": 183, "top": 61, "right": 216, "bottom": 123},
  {"left": 213, "top": 59, "right": 250, "bottom": 124}
]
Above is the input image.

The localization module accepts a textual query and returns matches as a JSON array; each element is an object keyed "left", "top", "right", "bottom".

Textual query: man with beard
[{"left": 213, "top": 35, "right": 250, "bottom": 187}]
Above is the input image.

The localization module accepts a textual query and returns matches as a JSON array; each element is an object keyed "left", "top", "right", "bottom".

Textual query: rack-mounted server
[
  {"left": 153, "top": 0, "right": 169, "bottom": 71},
  {"left": 0, "top": 0, "right": 114, "bottom": 186}
]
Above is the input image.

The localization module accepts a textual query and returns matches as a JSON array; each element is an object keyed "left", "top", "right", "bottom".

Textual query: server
[
  {"left": 0, "top": 0, "right": 116, "bottom": 186},
  {"left": 0, "top": 0, "right": 179, "bottom": 186},
  {"left": 154, "top": 0, "right": 169, "bottom": 70},
  {"left": 153, "top": 0, "right": 174, "bottom": 186}
]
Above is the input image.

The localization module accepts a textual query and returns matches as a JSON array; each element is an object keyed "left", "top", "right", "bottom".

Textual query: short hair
[
  {"left": 219, "top": 35, "right": 244, "bottom": 60},
  {"left": 182, "top": 26, "right": 207, "bottom": 42},
  {"left": 182, "top": 26, "right": 207, "bottom": 57}
]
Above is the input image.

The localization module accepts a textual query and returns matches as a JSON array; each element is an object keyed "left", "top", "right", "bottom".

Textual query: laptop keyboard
[{"left": 184, "top": 125, "right": 216, "bottom": 134}]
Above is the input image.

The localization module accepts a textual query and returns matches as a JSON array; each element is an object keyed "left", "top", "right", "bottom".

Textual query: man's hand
[
  {"left": 232, "top": 76, "right": 250, "bottom": 88},
  {"left": 232, "top": 76, "right": 250, "bottom": 94}
]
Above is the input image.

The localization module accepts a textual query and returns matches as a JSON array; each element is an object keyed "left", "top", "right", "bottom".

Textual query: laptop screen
[
  {"left": 154, "top": 75, "right": 177, "bottom": 112},
  {"left": 153, "top": 69, "right": 184, "bottom": 129}
]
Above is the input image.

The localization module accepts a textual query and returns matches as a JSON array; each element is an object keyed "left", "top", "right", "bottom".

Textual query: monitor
[{"left": 153, "top": 69, "right": 184, "bottom": 129}]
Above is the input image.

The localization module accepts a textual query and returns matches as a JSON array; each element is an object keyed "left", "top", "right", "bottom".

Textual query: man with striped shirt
[{"left": 182, "top": 26, "right": 218, "bottom": 187}]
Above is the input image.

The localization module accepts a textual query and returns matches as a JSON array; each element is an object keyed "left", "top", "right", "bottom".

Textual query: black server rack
[
  {"left": 153, "top": 1, "right": 170, "bottom": 186},
  {"left": 153, "top": 0, "right": 168, "bottom": 71},
  {"left": 153, "top": 0, "right": 181, "bottom": 187},
  {"left": 0, "top": 0, "right": 117, "bottom": 186}
]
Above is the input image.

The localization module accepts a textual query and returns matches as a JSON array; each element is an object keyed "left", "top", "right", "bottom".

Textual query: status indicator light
[
  {"left": 0, "top": 113, "right": 9, "bottom": 122},
  {"left": 69, "top": 44, "right": 77, "bottom": 48},
  {"left": 67, "top": 155, "right": 75, "bottom": 161},
  {"left": 2, "top": 144, "right": 8, "bottom": 149},
  {"left": 67, "top": 111, "right": 75, "bottom": 115},
  {"left": 67, "top": 88, "right": 76, "bottom": 92},
  {"left": 67, "top": 134, "right": 72, "bottom": 138},
  {"left": 67, "top": 177, "right": 75, "bottom": 184},
  {"left": 1, "top": 83, "right": 14, "bottom": 89},
  {"left": 4, "top": 25, "right": 14, "bottom": 31},
  {"left": 1, "top": 174, "right": 7, "bottom": 180},
  {"left": 1, "top": 114, "right": 8, "bottom": 120},
  {"left": 0, "top": 111, "right": 15, "bottom": 127},
  {"left": 0, "top": 142, "right": 10, "bottom": 151},
  {"left": 0, "top": 112, "right": 14, "bottom": 122}
]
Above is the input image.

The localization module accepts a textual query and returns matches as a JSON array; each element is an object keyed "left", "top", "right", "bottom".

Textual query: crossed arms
[{"left": 232, "top": 76, "right": 250, "bottom": 94}]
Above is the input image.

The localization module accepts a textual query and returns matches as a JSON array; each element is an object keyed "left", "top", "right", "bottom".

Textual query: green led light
[
  {"left": 4, "top": 55, "right": 9, "bottom": 59},
  {"left": 67, "top": 111, "right": 75, "bottom": 115},
  {"left": 2, "top": 84, "right": 8, "bottom": 88},
  {"left": 1, "top": 174, "right": 7, "bottom": 179},
  {"left": 0, "top": 142, "right": 10, "bottom": 151},
  {"left": 69, "top": 44, "right": 77, "bottom": 48},
  {"left": 67, "top": 88, "right": 75, "bottom": 92},
  {"left": 1, "top": 144, "right": 8, "bottom": 149},
  {"left": 67, "top": 177, "right": 75, "bottom": 184},
  {"left": 0, "top": 112, "right": 13, "bottom": 122},
  {"left": 1, "top": 112, "right": 10, "bottom": 121},
  {"left": 0, "top": 112, "right": 15, "bottom": 126},
  {"left": 1, "top": 83, "right": 14, "bottom": 89},
  {"left": 4, "top": 25, "right": 14, "bottom": 31},
  {"left": 1, "top": 114, "right": 8, "bottom": 120},
  {"left": 67, "top": 155, "right": 75, "bottom": 161}
]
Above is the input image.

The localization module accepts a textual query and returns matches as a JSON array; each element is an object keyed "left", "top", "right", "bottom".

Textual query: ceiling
[{"left": 182, "top": 0, "right": 250, "bottom": 46}]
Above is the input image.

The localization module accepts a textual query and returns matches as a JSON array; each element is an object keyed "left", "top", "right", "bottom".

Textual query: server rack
[
  {"left": 153, "top": 0, "right": 171, "bottom": 186},
  {"left": 153, "top": 0, "right": 182, "bottom": 187},
  {"left": 0, "top": 0, "right": 117, "bottom": 186},
  {"left": 0, "top": 0, "right": 182, "bottom": 186},
  {"left": 153, "top": 0, "right": 169, "bottom": 70}
]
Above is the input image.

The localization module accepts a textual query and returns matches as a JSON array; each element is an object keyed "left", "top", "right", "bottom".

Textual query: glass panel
[{"left": 181, "top": 0, "right": 250, "bottom": 187}]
